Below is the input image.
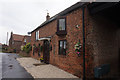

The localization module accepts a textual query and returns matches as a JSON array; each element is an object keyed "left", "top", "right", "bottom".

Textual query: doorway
[{"left": 43, "top": 40, "right": 50, "bottom": 64}]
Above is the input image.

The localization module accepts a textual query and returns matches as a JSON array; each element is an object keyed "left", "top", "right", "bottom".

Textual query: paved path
[
  {"left": 17, "top": 57, "right": 79, "bottom": 78},
  {"left": 0, "top": 53, "right": 33, "bottom": 79}
]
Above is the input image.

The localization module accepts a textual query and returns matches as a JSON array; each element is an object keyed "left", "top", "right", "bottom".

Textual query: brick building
[
  {"left": 21, "top": 35, "right": 31, "bottom": 46},
  {"left": 30, "top": 2, "right": 120, "bottom": 79},
  {"left": 20, "top": 35, "right": 31, "bottom": 56},
  {"left": 0, "top": 43, "right": 2, "bottom": 52},
  {"left": 9, "top": 32, "right": 24, "bottom": 53}
]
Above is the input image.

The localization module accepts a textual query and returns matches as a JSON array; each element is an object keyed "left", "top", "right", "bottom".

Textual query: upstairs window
[
  {"left": 35, "top": 30, "right": 39, "bottom": 40},
  {"left": 59, "top": 40, "right": 66, "bottom": 55},
  {"left": 56, "top": 17, "right": 67, "bottom": 36},
  {"left": 58, "top": 18, "right": 66, "bottom": 31}
]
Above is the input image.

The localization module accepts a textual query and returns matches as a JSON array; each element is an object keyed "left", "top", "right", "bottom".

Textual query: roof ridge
[{"left": 13, "top": 34, "right": 25, "bottom": 36}]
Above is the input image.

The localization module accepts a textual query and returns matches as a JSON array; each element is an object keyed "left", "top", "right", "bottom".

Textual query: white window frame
[{"left": 35, "top": 30, "right": 39, "bottom": 40}]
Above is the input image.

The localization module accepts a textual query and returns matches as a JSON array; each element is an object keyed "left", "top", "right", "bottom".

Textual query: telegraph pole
[{"left": 6, "top": 32, "right": 8, "bottom": 45}]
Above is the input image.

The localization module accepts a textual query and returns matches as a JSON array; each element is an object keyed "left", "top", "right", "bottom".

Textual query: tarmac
[{"left": 1, "top": 53, "right": 33, "bottom": 79}]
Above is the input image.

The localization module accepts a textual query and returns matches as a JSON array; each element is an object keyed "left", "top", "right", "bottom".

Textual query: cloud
[{"left": 0, "top": 0, "right": 80, "bottom": 44}]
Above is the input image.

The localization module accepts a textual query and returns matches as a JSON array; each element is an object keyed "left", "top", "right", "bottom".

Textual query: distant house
[
  {"left": 9, "top": 32, "right": 24, "bottom": 53},
  {"left": 19, "top": 35, "right": 31, "bottom": 56},
  {"left": 0, "top": 43, "right": 2, "bottom": 52},
  {"left": 30, "top": 2, "right": 120, "bottom": 79}
]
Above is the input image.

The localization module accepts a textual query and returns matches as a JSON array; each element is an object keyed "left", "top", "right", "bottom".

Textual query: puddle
[{"left": 8, "top": 65, "right": 13, "bottom": 67}]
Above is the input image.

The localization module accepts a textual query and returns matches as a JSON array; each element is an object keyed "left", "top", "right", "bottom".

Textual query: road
[{"left": 0, "top": 53, "right": 33, "bottom": 79}]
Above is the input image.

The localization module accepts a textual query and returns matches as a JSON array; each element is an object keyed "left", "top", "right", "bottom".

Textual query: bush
[
  {"left": 23, "top": 43, "right": 32, "bottom": 54},
  {"left": 38, "top": 45, "right": 43, "bottom": 52}
]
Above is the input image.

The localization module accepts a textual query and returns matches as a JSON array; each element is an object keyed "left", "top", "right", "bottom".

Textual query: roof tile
[{"left": 13, "top": 34, "right": 24, "bottom": 41}]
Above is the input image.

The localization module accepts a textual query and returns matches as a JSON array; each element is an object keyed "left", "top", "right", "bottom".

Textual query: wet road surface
[{"left": 0, "top": 53, "right": 33, "bottom": 79}]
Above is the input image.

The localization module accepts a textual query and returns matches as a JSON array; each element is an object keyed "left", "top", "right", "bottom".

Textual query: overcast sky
[{"left": 0, "top": 0, "right": 81, "bottom": 44}]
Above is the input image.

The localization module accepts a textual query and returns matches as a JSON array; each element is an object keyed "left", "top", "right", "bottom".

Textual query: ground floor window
[{"left": 59, "top": 40, "right": 66, "bottom": 55}]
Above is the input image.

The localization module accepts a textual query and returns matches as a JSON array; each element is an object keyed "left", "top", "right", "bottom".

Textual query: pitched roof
[
  {"left": 31, "top": 2, "right": 86, "bottom": 33},
  {"left": 23, "top": 35, "right": 31, "bottom": 42},
  {"left": 12, "top": 34, "right": 24, "bottom": 41},
  {"left": 24, "top": 36, "right": 31, "bottom": 39}
]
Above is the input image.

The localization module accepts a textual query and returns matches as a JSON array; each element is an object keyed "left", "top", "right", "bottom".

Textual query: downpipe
[{"left": 82, "top": 6, "right": 86, "bottom": 80}]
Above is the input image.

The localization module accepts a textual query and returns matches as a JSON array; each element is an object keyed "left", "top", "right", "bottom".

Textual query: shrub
[{"left": 23, "top": 43, "right": 32, "bottom": 54}]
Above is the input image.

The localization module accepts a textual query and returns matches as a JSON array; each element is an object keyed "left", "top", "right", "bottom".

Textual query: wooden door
[{"left": 43, "top": 40, "right": 50, "bottom": 64}]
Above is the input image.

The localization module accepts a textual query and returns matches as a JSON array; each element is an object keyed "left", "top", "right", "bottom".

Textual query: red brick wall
[
  {"left": 9, "top": 34, "right": 23, "bottom": 53},
  {"left": 30, "top": 5, "right": 120, "bottom": 78},
  {"left": 21, "top": 36, "right": 31, "bottom": 46},
  {"left": 89, "top": 13, "right": 120, "bottom": 78},
  {"left": 19, "top": 51, "right": 31, "bottom": 57},
  {"left": 13, "top": 41, "right": 22, "bottom": 53},
  {"left": 30, "top": 7, "right": 87, "bottom": 78}
]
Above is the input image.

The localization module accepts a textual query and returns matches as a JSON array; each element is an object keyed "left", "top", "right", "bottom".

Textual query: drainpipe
[{"left": 82, "top": 6, "right": 86, "bottom": 80}]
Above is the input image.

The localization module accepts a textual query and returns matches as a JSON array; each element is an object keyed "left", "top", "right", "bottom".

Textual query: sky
[
  {"left": 1, "top": 0, "right": 118, "bottom": 45},
  {"left": 0, "top": 0, "right": 80, "bottom": 45}
]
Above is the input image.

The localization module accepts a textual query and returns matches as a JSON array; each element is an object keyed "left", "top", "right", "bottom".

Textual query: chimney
[
  {"left": 11, "top": 31, "right": 13, "bottom": 36},
  {"left": 46, "top": 13, "right": 50, "bottom": 20}
]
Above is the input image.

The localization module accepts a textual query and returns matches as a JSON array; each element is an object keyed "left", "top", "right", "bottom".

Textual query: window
[
  {"left": 24, "top": 39, "right": 26, "bottom": 43},
  {"left": 58, "top": 19, "right": 66, "bottom": 30},
  {"left": 12, "top": 41, "right": 14, "bottom": 44},
  {"left": 35, "top": 30, "right": 39, "bottom": 40},
  {"left": 59, "top": 40, "right": 66, "bottom": 55},
  {"left": 56, "top": 18, "right": 67, "bottom": 36}
]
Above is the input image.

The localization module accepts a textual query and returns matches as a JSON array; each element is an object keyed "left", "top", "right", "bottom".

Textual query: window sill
[
  {"left": 35, "top": 40, "right": 39, "bottom": 42},
  {"left": 56, "top": 31, "right": 67, "bottom": 36}
]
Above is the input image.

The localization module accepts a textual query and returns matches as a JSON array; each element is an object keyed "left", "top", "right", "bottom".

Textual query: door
[{"left": 43, "top": 40, "right": 50, "bottom": 64}]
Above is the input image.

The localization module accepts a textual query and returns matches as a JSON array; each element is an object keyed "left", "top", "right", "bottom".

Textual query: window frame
[
  {"left": 57, "top": 17, "right": 67, "bottom": 32},
  {"left": 35, "top": 30, "right": 39, "bottom": 41},
  {"left": 58, "top": 40, "right": 67, "bottom": 55}
]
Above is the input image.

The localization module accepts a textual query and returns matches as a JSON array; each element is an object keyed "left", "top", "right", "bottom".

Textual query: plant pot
[{"left": 40, "top": 60, "right": 44, "bottom": 62}]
